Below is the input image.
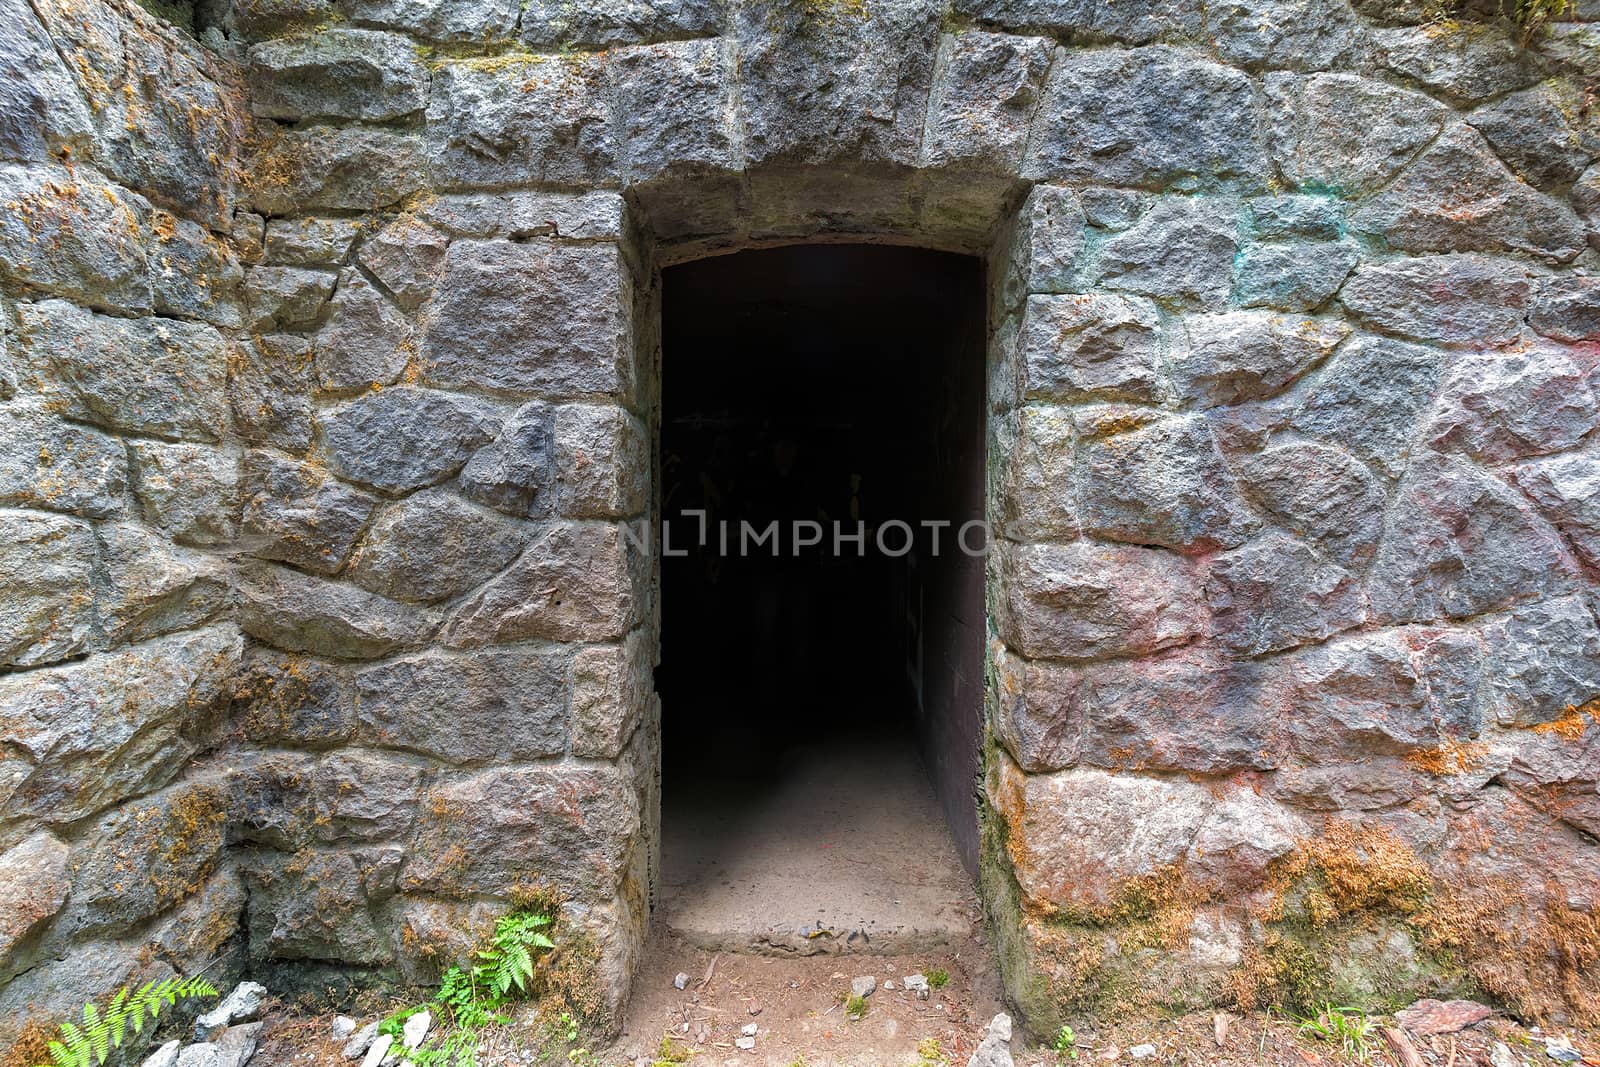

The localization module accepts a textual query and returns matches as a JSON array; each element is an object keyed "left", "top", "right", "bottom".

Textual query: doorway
[{"left": 656, "top": 244, "right": 987, "bottom": 953}]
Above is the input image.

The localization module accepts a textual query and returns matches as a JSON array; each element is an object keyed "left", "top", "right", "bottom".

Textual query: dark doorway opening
[{"left": 656, "top": 244, "right": 986, "bottom": 952}]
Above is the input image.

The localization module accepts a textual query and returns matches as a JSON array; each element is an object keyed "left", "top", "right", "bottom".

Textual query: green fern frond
[{"left": 36, "top": 975, "right": 218, "bottom": 1067}]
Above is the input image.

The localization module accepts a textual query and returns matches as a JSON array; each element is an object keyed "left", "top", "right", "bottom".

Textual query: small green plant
[
  {"left": 916, "top": 1037, "right": 950, "bottom": 1066},
  {"left": 35, "top": 976, "right": 219, "bottom": 1067},
  {"left": 1297, "top": 1005, "right": 1377, "bottom": 1062},
  {"left": 650, "top": 1034, "right": 692, "bottom": 1066},
  {"left": 843, "top": 993, "right": 869, "bottom": 1021},
  {"left": 1053, "top": 1024, "right": 1079, "bottom": 1061},
  {"left": 925, "top": 968, "right": 949, "bottom": 989}
]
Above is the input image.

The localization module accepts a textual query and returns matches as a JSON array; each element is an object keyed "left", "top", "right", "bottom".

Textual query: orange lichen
[{"left": 1531, "top": 699, "right": 1598, "bottom": 742}]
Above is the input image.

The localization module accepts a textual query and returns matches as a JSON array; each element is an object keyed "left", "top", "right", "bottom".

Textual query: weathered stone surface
[
  {"left": 1265, "top": 72, "right": 1447, "bottom": 194},
  {"left": 1232, "top": 240, "right": 1359, "bottom": 312},
  {"left": 1185, "top": 789, "right": 1307, "bottom": 896},
  {"left": 994, "top": 405, "right": 1076, "bottom": 540},
  {"left": 520, "top": 0, "right": 720, "bottom": 47},
  {"left": 233, "top": 647, "right": 354, "bottom": 748},
  {"left": 314, "top": 271, "right": 414, "bottom": 391},
  {"left": 229, "top": 333, "right": 315, "bottom": 453},
  {"left": 1173, "top": 311, "right": 1348, "bottom": 408},
  {"left": 1368, "top": 453, "right": 1574, "bottom": 623},
  {"left": 1424, "top": 347, "right": 1600, "bottom": 464},
  {"left": 392, "top": 897, "right": 500, "bottom": 984},
  {"left": 96, "top": 523, "right": 233, "bottom": 646},
  {"left": 1274, "top": 630, "right": 1438, "bottom": 756},
  {"left": 0, "top": 510, "right": 96, "bottom": 669},
  {"left": 340, "top": 0, "right": 520, "bottom": 42},
  {"left": 248, "top": 28, "right": 428, "bottom": 122},
  {"left": 320, "top": 388, "right": 501, "bottom": 494},
  {"left": 1207, "top": 532, "right": 1369, "bottom": 655},
  {"left": 347, "top": 489, "right": 528, "bottom": 604},
  {"left": 990, "top": 642, "right": 1080, "bottom": 772},
  {"left": 241, "top": 451, "right": 379, "bottom": 575},
  {"left": 263, "top": 217, "right": 363, "bottom": 267},
  {"left": 1078, "top": 415, "right": 1259, "bottom": 552},
  {"left": 16, "top": 300, "right": 228, "bottom": 441},
  {"left": 1574, "top": 162, "right": 1600, "bottom": 251},
  {"left": 151, "top": 214, "right": 245, "bottom": 330},
  {"left": 921, "top": 31, "right": 1052, "bottom": 173},
  {"left": 1482, "top": 596, "right": 1600, "bottom": 728},
  {"left": 418, "top": 191, "right": 627, "bottom": 241},
  {"left": 1024, "top": 47, "right": 1266, "bottom": 189},
  {"left": 1018, "top": 294, "right": 1163, "bottom": 402},
  {"left": 444, "top": 522, "right": 640, "bottom": 645},
  {"left": 1351, "top": 126, "right": 1585, "bottom": 262},
  {"left": 459, "top": 402, "right": 557, "bottom": 516},
  {"left": 426, "top": 56, "right": 617, "bottom": 190},
  {"left": 0, "top": 831, "right": 69, "bottom": 977},
  {"left": 251, "top": 127, "right": 427, "bottom": 215},
  {"left": 988, "top": 755, "right": 1213, "bottom": 911},
  {"left": 1530, "top": 276, "right": 1600, "bottom": 344},
  {"left": 311, "top": 752, "right": 425, "bottom": 843},
  {"left": 404, "top": 765, "right": 640, "bottom": 901},
  {"left": 571, "top": 629, "right": 652, "bottom": 760},
  {"left": 0, "top": 942, "right": 149, "bottom": 1051},
  {"left": 1207, "top": 0, "right": 1369, "bottom": 71},
  {"left": 245, "top": 266, "right": 335, "bottom": 331},
  {"left": 0, "top": 165, "right": 150, "bottom": 313},
  {"left": 951, "top": 0, "right": 1203, "bottom": 43},
  {"left": 0, "top": 408, "right": 126, "bottom": 519},
  {"left": 553, "top": 404, "right": 651, "bottom": 519},
  {"left": 238, "top": 562, "right": 440, "bottom": 658},
  {"left": 1003, "top": 185, "right": 1085, "bottom": 304},
  {"left": 611, "top": 39, "right": 740, "bottom": 186},
  {"left": 1235, "top": 443, "right": 1385, "bottom": 566},
  {"left": 1468, "top": 80, "right": 1600, "bottom": 190},
  {"left": 1337, "top": 254, "right": 1536, "bottom": 347},
  {"left": 150, "top": 867, "right": 245, "bottom": 977},
  {"left": 243, "top": 850, "right": 388, "bottom": 964},
  {"left": 0, "top": 625, "right": 241, "bottom": 824},
  {"left": 1290, "top": 334, "right": 1446, "bottom": 477},
  {"left": 62, "top": 780, "right": 226, "bottom": 939},
  {"left": 357, "top": 217, "right": 448, "bottom": 310},
  {"left": 735, "top": 0, "right": 940, "bottom": 168},
  {"left": 998, "top": 541, "right": 1206, "bottom": 661},
  {"left": 1512, "top": 448, "right": 1600, "bottom": 569},
  {"left": 1094, "top": 197, "right": 1240, "bottom": 308},
  {"left": 130, "top": 441, "right": 239, "bottom": 547},
  {"left": 356, "top": 648, "right": 568, "bottom": 763},
  {"left": 1372, "top": 22, "right": 1540, "bottom": 105},
  {"left": 423, "top": 241, "right": 631, "bottom": 398},
  {"left": 1248, "top": 195, "right": 1342, "bottom": 239},
  {"left": 0, "top": 1, "right": 95, "bottom": 164}
]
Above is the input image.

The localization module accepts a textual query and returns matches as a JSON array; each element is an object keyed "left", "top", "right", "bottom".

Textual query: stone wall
[{"left": 1, "top": 0, "right": 1598, "bottom": 1044}]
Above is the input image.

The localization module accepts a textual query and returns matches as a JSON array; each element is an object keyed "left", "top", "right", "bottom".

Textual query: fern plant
[{"left": 37, "top": 976, "right": 219, "bottom": 1067}]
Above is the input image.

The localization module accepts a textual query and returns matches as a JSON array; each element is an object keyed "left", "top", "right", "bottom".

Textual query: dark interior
[{"left": 658, "top": 244, "right": 987, "bottom": 876}]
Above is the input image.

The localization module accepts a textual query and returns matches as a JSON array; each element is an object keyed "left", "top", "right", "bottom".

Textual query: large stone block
[
  {"left": 1018, "top": 293, "right": 1164, "bottom": 403},
  {"left": 1206, "top": 531, "right": 1369, "bottom": 655},
  {"left": 950, "top": 0, "right": 1203, "bottom": 43},
  {"left": 356, "top": 217, "right": 448, "bottom": 311},
  {"left": 1351, "top": 126, "right": 1585, "bottom": 262},
  {"left": 230, "top": 333, "right": 315, "bottom": 454},
  {"left": 611, "top": 38, "right": 740, "bottom": 186},
  {"left": 552, "top": 404, "right": 651, "bottom": 519},
  {"left": 1530, "top": 276, "right": 1600, "bottom": 344},
  {"left": 356, "top": 648, "right": 569, "bottom": 763},
  {"left": 734, "top": 0, "right": 940, "bottom": 168},
  {"left": 232, "top": 646, "right": 355, "bottom": 748},
  {"left": 990, "top": 641, "right": 1081, "bottom": 773},
  {"left": 1235, "top": 442, "right": 1385, "bottom": 566},
  {"left": 1482, "top": 596, "right": 1600, "bottom": 728},
  {"left": 1093, "top": 197, "right": 1240, "bottom": 309},
  {"left": 0, "top": 831, "right": 69, "bottom": 979},
  {"left": 404, "top": 765, "right": 641, "bottom": 901},
  {"left": 347, "top": 489, "right": 528, "bottom": 604},
  {"left": 921, "top": 31, "right": 1052, "bottom": 173},
  {"left": 314, "top": 270, "right": 414, "bottom": 391},
  {"left": 1232, "top": 239, "right": 1359, "bottom": 312},
  {"left": 95, "top": 522, "right": 233, "bottom": 647},
  {"left": 311, "top": 751, "right": 426, "bottom": 844},
  {"left": 0, "top": 625, "right": 242, "bottom": 824},
  {"left": 1271, "top": 631, "right": 1440, "bottom": 757},
  {"left": 1024, "top": 47, "right": 1266, "bottom": 189},
  {"left": 1002, "top": 184, "right": 1085, "bottom": 306},
  {"left": 1289, "top": 334, "right": 1446, "bottom": 478},
  {"left": 1468, "top": 79, "right": 1600, "bottom": 190},
  {"left": 238, "top": 562, "right": 440, "bottom": 658},
  {"left": 250, "top": 127, "right": 427, "bottom": 215},
  {"left": 1512, "top": 447, "right": 1600, "bottom": 569},
  {"left": 993, "top": 404, "right": 1077, "bottom": 541},
  {"left": 520, "top": 0, "right": 721, "bottom": 47},
  {"left": 129, "top": 441, "right": 239, "bottom": 548},
  {"left": 244, "top": 265, "right": 335, "bottom": 332},
  {"left": 320, "top": 387, "right": 501, "bottom": 494},
  {"left": 418, "top": 191, "right": 627, "bottom": 241},
  {"left": 426, "top": 56, "right": 618, "bottom": 190},
  {"left": 571, "top": 629, "right": 653, "bottom": 760},
  {"left": 0, "top": 510, "right": 96, "bottom": 669},
  {"left": 247, "top": 28, "right": 428, "bottom": 122},
  {"left": 1367, "top": 453, "right": 1574, "bottom": 624},
  {"left": 16, "top": 299, "right": 228, "bottom": 442},
  {"left": 340, "top": 0, "right": 520, "bottom": 42},
  {"left": 243, "top": 850, "right": 388, "bottom": 964},
  {"left": 1172, "top": 311, "right": 1348, "bottom": 408},
  {"left": 150, "top": 213, "right": 245, "bottom": 330},
  {"left": 1371, "top": 21, "right": 1540, "bottom": 105},
  {"left": 1423, "top": 346, "right": 1599, "bottom": 464},
  {"left": 1206, "top": 0, "right": 1369, "bottom": 71},
  {"left": 1077, "top": 414, "right": 1259, "bottom": 553},
  {"left": 241, "top": 450, "right": 379, "bottom": 575},
  {"left": 263, "top": 217, "right": 363, "bottom": 267},
  {"left": 1338, "top": 254, "right": 1532, "bottom": 348},
  {"left": 1185, "top": 790, "right": 1307, "bottom": 897},
  {"left": 0, "top": 408, "right": 127, "bottom": 519},
  {"left": 444, "top": 521, "right": 642, "bottom": 645},
  {"left": 0, "top": 164, "right": 150, "bottom": 313},
  {"left": 998, "top": 541, "right": 1206, "bottom": 661},
  {"left": 459, "top": 401, "right": 557, "bottom": 516},
  {"left": 0, "top": 0, "right": 95, "bottom": 164},
  {"left": 1265, "top": 72, "right": 1447, "bottom": 195},
  {"left": 423, "top": 241, "right": 632, "bottom": 399}
]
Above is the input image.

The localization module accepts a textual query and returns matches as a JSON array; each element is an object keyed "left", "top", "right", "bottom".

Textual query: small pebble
[
  {"left": 735, "top": 1037, "right": 756, "bottom": 1051},
  {"left": 343, "top": 1022, "right": 380, "bottom": 1061},
  {"left": 1491, "top": 1043, "right": 1519, "bottom": 1067},
  {"left": 1129, "top": 1044, "right": 1158, "bottom": 1059},
  {"left": 139, "top": 1042, "right": 181, "bottom": 1067},
  {"left": 883, "top": 981, "right": 894, "bottom": 991},
  {"left": 673, "top": 972, "right": 690, "bottom": 990},
  {"left": 194, "top": 982, "right": 268, "bottom": 1042},
  {"left": 850, "top": 976, "right": 876, "bottom": 999},
  {"left": 360, "top": 1035, "right": 393, "bottom": 1067},
  {"left": 903, "top": 974, "right": 929, "bottom": 1000},
  {"left": 740, "top": 1023, "right": 758, "bottom": 1038},
  {"left": 332, "top": 1017, "right": 358, "bottom": 1041},
  {"left": 402, "top": 1010, "right": 432, "bottom": 1050}
]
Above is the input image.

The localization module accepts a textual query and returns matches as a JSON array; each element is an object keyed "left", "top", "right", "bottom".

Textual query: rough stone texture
[
  {"left": 0, "top": 831, "right": 69, "bottom": 978},
  {"left": 1266, "top": 73, "right": 1448, "bottom": 194},
  {"left": 131, "top": 442, "right": 238, "bottom": 547},
  {"left": 1173, "top": 311, "right": 1348, "bottom": 408},
  {"left": 1290, "top": 334, "right": 1447, "bottom": 477},
  {"left": 1018, "top": 294, "right": 1164, "bottom": 403},
  {"left": 0, "top": 408, "right": 128, "bottom": 519},
  {"left": 314, "top": 270, "right": 415, "bottom": 391},
  {"left": 241, "top": 451, "right": 379, "bottom": 575},
  {"left": 346, "top": 489, "right": 528, "bottom": 604},
  {"left": 247, "top": 28, "right": 428, "bottom": 122},
  {"left": 0, "top": 510, "right": 97, "bottom": 669},
  {"left": 1339, "top": 254, "right": 1532, "bottom": 348},
  {"left": 321, "top": 388, "right": 501, "bottom": 494},
  {"left": 1424, "top": 347, "right": 1599, "bottom": 464},
  {"left": 1092, "top": 197, "right": 1241, "bottom": 309},
  {"left": 1235, "top": 443, "right": 1385, "bottom": 566}
]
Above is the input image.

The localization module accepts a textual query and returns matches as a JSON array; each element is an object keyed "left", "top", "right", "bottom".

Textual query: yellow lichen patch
[
  {"left": 1531, "top": 699, "right": 1598, "bottom": 742},
  {"left": 1262, "top": 819, "right": 1433, "bottom": 927},
  {"left": 1405, "top": 738, "right": 1490, "bottom": 776}
]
